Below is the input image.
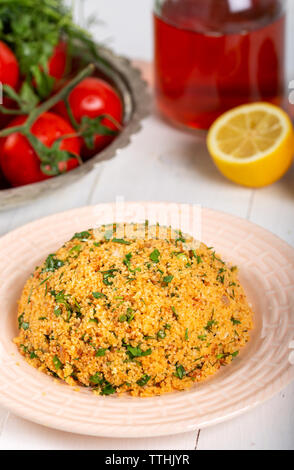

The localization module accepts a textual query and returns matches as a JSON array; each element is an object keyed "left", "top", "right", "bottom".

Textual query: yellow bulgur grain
[{"left": 14, "top": 223, "right": 253, "bottom": 397}]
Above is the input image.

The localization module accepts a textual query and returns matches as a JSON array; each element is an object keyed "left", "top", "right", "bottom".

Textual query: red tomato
[
  {"left": 48, "top": 41, "right": 67, "bottom": 80},
  {"left": 0, "top": 40, "right": 19, "bottom": 89},
  {"left": 54, "top": 77, "right": 123, "bottom": 156},
  {"left": 0, "top": 96, "right": 17, "bottom": 129},
  {"left": 0, "top": 41, "right": 20, "bottom": 128},
  {"left": 0, "top": 112, "right": 81, "bottom": 187}
]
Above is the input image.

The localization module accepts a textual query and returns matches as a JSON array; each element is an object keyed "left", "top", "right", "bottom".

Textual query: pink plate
[{"left": 0, "top": 202, "right": 293, "bottom": 438}]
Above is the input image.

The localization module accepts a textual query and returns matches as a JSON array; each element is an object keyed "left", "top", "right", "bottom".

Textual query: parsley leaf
[
  {"left": 136, "top": 374, "right": 151, "bottom": 386},
  {"left": 126, "top": 344, "right": 152, "bottom": 359},
  {"left": 43, "top": 254, "right": 64, "bottom": 272},
  {"left": 95, "top": 348, "right": 107, "bottom": 357},
  {"left": 163, "top": 275, "right": 174, "bottom": 285},
  {"left": 111, "top": 238, "right": 131, "bottom": 245},
  {"left": 150, "top": 249, "right": 160, "bottom": 263},
  {"left": 175, "top": 365, "right": 186, "bottom": 379},
  {"left": 18, "top": 313, "right": 29, "bottom": 330},
  {"left": 100, "top": 268, "right": 119, "bottom": 286},
  {"left": 89, "top": 372, "right": 104, "bottom": 385},
  {"left": 100, "top": 383, "right": 116, "bottom": 395},
  {"left": 52, "top": 355, "right": 62, "bottom": 370},
  {"left": 92, "top": 292, "right": 107, "bottom": 299},
  {"left": 71, "top": 231, "right": 91, "bottom": 241}
]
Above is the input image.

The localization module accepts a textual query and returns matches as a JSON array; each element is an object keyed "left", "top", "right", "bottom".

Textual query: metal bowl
[{"left": 0, "top": 47, "right": 150, "bottom": 210}]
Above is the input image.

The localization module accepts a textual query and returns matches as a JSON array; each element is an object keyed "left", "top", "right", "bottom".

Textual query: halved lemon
[{"left": 207, "top": 102, "right": 294, "bottom": 187}]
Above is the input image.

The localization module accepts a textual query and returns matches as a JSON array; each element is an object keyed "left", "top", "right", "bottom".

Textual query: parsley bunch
[{"left": 0, "top": 0, "right": 97, "bottom": 100}]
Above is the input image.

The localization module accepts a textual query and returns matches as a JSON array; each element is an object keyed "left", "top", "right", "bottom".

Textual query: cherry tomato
[
  {"left": 54, "top": 77, "right": 123, "bottom": 156},
  {"left": 0, "top": 40, "right": 19, "bottom": 89},
  {"left": 0, "top": 96, "right": 17, "bottom": 129},
  {"left": 48, "top": 41, "right": 67, "bottom": 80},
  {"left": 0, "top": 112, "right": 81, "bottom": 187},
  {"left": 0, "top": 41, "right": 20, "bottom": 128}
]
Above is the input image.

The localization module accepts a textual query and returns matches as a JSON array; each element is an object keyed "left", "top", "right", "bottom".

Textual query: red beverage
[{"left": 154, "top": 0, "right": 286, "bottom": 130}]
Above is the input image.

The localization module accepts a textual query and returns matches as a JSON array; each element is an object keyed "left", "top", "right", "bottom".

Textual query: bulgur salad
[{"left": 14, "top": 223, "right": 253, "bottom": 397}]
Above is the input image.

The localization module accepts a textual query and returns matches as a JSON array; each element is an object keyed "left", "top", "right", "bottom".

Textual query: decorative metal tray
[{"left": 0, "top": 47, "right": 150, "bottom": 210}]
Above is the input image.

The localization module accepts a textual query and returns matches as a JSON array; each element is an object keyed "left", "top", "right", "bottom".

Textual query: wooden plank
[
  {"left": 0, "top": 413, "right": 196, "bottom": 450},
  {"left": 197, "top": 383, "right": 294, "bottom": 450},
  {"left": 248, "top": 165, "right": 294, "bottom": 246},
  {"left": 89, "top": 115, "right": 253, "bottom": 219}
]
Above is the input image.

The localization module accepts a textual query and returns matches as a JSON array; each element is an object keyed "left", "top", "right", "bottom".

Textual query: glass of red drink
[{"left": 154, "top": 0, "right": 286, "bottom": 130}]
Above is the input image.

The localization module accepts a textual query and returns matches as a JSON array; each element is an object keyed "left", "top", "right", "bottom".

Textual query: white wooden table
[{"left": 0, "top": 0, "right": 294, "bottom": 451}]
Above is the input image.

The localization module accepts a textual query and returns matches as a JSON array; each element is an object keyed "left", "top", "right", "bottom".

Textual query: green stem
[
  {"left": 103, "top": 114, "right": 123, "bottom": 131},
  {"left": 3, "top": 84, "right": 25, "bottom": 107},
  {"left": 0, "top": 105, "right": 25, "bottom": 116},
  {"left": 0, "top": 125, "right": 25, "bottom": 137},
  {"left": 53, "top": 133, "right": 83, "bottom": 165},
  {"left": 0, "top": 63, "right": 95, "bottom": 138},
  {"left": 65, "top": 97, "right": 79, "bottom": 129},
  {"left": 25, "top": 63, "right": 95, "bottom": 128}
]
